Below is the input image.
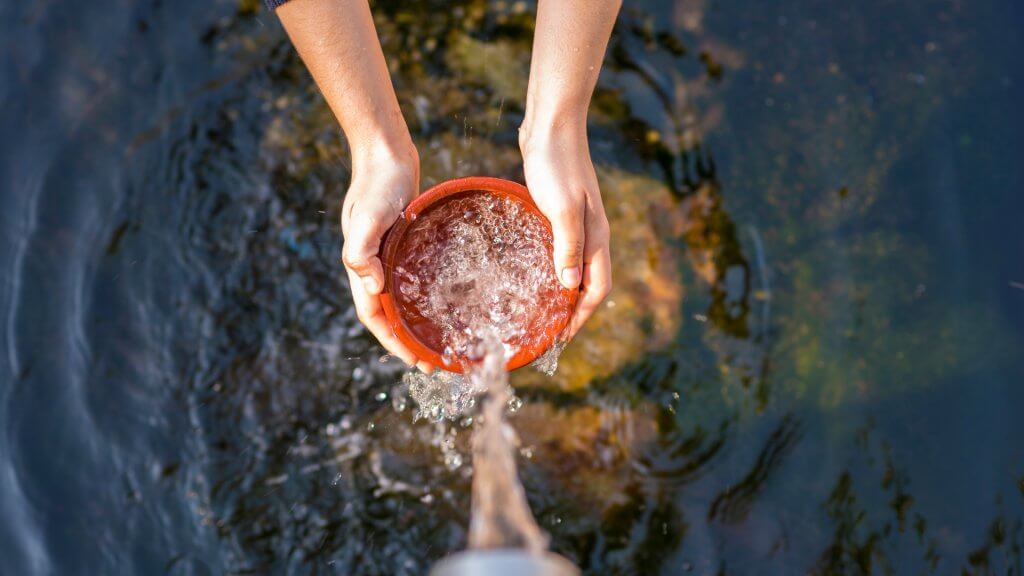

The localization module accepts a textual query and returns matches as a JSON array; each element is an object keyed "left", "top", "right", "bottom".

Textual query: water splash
[
  {"left": 529, "top": 339, "right": 567, "bottom": 376},
  {"left": 399, "top": 342, "right": 561, "bottom": 424},
  {"left": 403, "top": 369, "right": 482, "bottom": 422}
]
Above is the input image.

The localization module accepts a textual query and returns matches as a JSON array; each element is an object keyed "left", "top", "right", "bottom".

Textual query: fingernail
[
  {"left": 560, "top": 266, "right": 581, "bottom": 289},
  {"left": 361, "top": 275, "right": 380, "bottom": 293}
]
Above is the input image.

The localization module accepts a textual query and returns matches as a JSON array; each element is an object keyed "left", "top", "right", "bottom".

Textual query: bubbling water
[{"left": 391, "top": 191, "right": 572, "bottom": 368}]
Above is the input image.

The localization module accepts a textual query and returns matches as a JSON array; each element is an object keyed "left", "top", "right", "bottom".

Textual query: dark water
[{"left": 2, "top": 0, "right": 1023, "bottom": 574}]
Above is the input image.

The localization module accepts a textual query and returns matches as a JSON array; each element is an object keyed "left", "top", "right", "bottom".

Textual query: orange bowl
[{"left": 378, "top": 177, "right": 577, "bottom": 373}]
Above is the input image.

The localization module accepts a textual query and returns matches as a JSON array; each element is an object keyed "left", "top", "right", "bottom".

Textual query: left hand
[{"left": 521, "top": 124, "right": 612, "bottom": 340}]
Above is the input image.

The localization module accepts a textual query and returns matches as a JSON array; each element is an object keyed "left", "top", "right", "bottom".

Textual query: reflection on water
[{"left": 1, "top": 0, "right": 1023, "bottom": 574}]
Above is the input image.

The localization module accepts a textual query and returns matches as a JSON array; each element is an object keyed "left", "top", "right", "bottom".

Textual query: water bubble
[
  {"left": 392, "top": 394, "right": 408, "bottom": 412},
  {"left": 506, "top": 395, "right": 523, "bottom": 414},
  {"left": 429, "top": 404, "right": 443, "bottom": 422},
  {"left": 530, "top": 340, "right": 565, "bottom": 375},
  {"left": 375, "top": 391, "right": 388, "bottom": 402},
  {"left": 444, "top": 451, "right": 463, "bottom": 470}
]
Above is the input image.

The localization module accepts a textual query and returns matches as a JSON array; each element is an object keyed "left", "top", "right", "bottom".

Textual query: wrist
[
  {"left": 350, "top": 130, "right": 418, "bottom": 175},
  {"left": 519, "top": 112, "right": 588, "bottom": 158}
]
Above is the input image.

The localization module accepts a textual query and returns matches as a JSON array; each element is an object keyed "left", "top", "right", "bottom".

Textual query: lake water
[{"left": 1, "top": 0, "right": 1022, "bottom": 574}]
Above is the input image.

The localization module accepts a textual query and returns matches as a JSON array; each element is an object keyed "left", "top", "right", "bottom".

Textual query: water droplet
[
  {"left": 392, "top": 395, "right": 408, "bottom": 412},
  {"left": 444, "top": 452, "right": 463, "bottom": 470},
  {"left": 507, "top": 395, "right": 523, "bottom": 413}
]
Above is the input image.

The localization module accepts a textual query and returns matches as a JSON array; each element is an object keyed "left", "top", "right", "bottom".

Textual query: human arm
[
  {"left": 520, "top": 0, "right": 622, "bottom": 339},
  {"left": 276, "top": 0, "right": 427, "bottom": 369}
]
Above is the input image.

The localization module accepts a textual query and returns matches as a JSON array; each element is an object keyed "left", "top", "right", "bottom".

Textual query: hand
[
  {"left": 341, "top": 140, "right": 433, "bottom": 372},
  {"left": 521, "top": 124, "right": 612, "bottom": 340}
]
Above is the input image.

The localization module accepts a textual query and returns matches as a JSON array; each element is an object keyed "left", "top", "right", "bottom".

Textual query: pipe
[{"left": 430, "top": 550, "right": 580, "bottom": 576}]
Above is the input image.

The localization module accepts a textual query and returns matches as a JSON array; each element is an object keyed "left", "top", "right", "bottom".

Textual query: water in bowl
[{"left": 392, "top": 191, "right": 573, "bottom": 369}]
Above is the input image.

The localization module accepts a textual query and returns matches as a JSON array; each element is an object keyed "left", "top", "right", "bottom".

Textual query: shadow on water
[{"left": 2, "top": 0, "right": 1024, "bottom": 574}]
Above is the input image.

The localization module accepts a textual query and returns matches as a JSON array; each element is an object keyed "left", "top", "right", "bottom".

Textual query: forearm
[
  {"left": 277, "top": 0, "right": 413, "bottom": 164},
  {"left": 521, "top": 0, "right": 622, "bottom": 145}
]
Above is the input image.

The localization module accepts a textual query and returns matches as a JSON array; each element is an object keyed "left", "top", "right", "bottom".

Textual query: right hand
[
  {"left": 520, "top": 122, "right": 613, "bottom": 341},
  {"left": 341, "top": 140, "right": 433, "bottom": 372}
]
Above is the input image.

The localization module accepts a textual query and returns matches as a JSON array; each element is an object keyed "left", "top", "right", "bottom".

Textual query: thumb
[
  {"left": 342, "top": 213, "right": 388, "bottom": 295},
  {"left": 547, "top": 206, "right": 585, "bottom": 290}
]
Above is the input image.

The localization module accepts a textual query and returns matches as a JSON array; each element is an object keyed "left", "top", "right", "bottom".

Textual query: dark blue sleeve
[{"left": 265, "top": 0, "right": 290, "bottom": 9}]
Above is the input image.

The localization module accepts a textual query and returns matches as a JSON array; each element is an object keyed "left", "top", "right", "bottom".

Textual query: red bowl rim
[{"left": 378, "top": 176, "right": 577, "bottom": 373}]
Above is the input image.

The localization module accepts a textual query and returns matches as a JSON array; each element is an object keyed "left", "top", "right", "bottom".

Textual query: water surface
[{"left": 1, "top": 0, "right": 1022, "bottom": 574}]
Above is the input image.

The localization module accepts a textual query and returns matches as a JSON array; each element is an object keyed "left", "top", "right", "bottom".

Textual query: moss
[{"left": 445, "top": 32, "right": 530, "bottom": 105}]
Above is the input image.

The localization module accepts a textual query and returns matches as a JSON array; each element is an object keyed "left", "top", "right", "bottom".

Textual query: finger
[
  {"left": 566, "top": 246, "right": 612, "bottom": 340},
  {"left": 342, "top": 212, "right": 388, "bottom": 295},
  {"left": 346, "top": 268, "right": 419, "bottom": 367},
  {"left": 546, "top": 202, "right": 585, "bottom": 290}
]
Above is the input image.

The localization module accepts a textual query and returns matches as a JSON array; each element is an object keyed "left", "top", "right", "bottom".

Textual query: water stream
[{"left": 466, "top": 337, "right": 548, "bottom": 553}]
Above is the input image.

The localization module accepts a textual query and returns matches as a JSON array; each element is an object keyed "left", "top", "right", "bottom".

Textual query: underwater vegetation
[{"left": 4, "top": 0, "right": 1019, "bottom": 573}]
